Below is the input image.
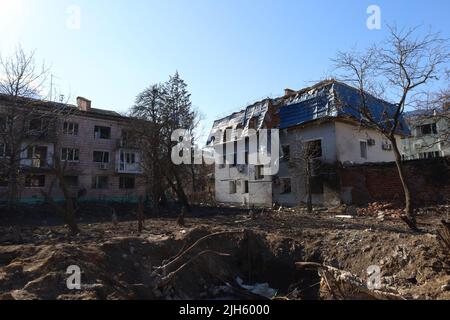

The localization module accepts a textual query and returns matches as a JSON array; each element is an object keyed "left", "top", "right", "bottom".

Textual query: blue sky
[{"left": 0, "top": 0, "right": 449, "bottom": 139}]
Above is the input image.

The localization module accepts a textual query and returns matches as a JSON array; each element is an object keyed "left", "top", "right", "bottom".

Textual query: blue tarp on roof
[{"left": 279, "top": 81, "right": 410, "bottom": 135}]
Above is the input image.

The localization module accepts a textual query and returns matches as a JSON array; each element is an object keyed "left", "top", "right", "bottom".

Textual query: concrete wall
[
  {"left": 335, "top": 121, "right": 401, "bottom": 164},
  {"left": 273, "top": 122, "right": 338, "bottom": 206},
  {"left": 215, "top": 163, "right": 272, "bottom": 207}
]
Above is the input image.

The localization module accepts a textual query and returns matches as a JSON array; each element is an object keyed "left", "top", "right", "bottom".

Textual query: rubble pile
[{"left": 356, "top": 202, "right": 404, "bottom": 218}]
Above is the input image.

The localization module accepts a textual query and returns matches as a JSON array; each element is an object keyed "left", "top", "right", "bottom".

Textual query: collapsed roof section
[
  {"left": 207, "top": 79, "right": 411, "bottom": 145},
  {"left": 207, "top": 99, "right": 271, "bottom": 145}
]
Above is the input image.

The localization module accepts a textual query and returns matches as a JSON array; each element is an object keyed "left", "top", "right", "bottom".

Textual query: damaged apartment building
[
  {"left": 0, "top": 94, "right": 145, "bottom": 204},
  {"left": 401, "top": 106, "right": 450, "bottom": 160},
  {"left": 207, "top": 80, "right": 410, "bottom": 207}
]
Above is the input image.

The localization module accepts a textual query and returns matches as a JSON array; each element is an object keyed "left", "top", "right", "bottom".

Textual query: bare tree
[
  {"left": 333, "top": 25, "right": 449, "bottom": 231},
  {"left": 0, "top": 46, "right": 72, "bottom": 207},
  {"left": 40, "top": 156, "right": 79, "bottom": 235}
]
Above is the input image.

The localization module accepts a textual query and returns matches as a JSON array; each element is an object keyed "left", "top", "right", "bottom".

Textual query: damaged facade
[
  {"left": 207, "top": 80, "right": 410, "bottom": 207},
  {"left": 0, "top": 94, "right": 145, "bottom": 204},
  {"left": 401, "top": 107, "right": 450, "bottom": 160}
]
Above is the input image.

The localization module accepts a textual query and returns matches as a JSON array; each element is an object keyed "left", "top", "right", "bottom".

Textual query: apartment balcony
[
  {"left": 21, "top": 158, "right": 53, "bottom": 171},
  {"left": 116, "top": 162, "right": 143, "bottom": 174}
]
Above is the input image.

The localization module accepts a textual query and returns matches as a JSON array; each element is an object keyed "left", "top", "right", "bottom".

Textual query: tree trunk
[
  {"left": 306, "top": 161, "right": 313, "bottom": 213},
  {"left": 166, "top": 175, "right": 191, "bottom": 211},
  {"left": 391, "top": 137, "right": 418, "bottom": 231}
]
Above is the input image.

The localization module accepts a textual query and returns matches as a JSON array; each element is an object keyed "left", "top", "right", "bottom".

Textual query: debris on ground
[{"left": 0, "top": 204, "right": 449, "bottom": 300}]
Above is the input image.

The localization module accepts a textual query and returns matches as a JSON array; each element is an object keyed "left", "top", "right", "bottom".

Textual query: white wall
[{"left": 335, "top": 121, "right": 400, "bottom": 164}]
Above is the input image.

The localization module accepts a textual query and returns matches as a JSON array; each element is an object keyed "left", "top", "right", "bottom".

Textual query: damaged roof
[
  {"left": 207, "top": 79, "right": 411, "bottom": 144},
  {"left": 207, "top": 99, "right": 271, "bottom": 144},
  {"left": 278, "top": 80, "right": 410, "bottom": 135}
]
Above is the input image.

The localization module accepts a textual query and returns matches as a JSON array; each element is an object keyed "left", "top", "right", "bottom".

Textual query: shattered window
[
  {"left": 282, "top": 145, "right": 290, "bottom": 161},
  {"left": 307, "top": 140, "right": 322, "bottom": 158},
  {"left": 419, "top": 123, "right": 437, "bottom": 135}
]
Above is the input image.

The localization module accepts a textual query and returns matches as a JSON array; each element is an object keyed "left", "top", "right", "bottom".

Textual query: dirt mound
[{"left": 1, "top": 206, "right": 449, "bottom": 300}]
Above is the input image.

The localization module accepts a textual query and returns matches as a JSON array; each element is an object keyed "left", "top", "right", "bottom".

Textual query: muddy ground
[{"left": 0, "top": 204, "right": 449, "bottom": 300}]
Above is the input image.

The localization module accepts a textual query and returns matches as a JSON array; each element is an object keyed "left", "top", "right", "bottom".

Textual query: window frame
[
  {"left": 94, "top": 125, "right": 111, "bottom": 140},
  {"left": 360, "top": 140, "right": 368, "bottom": 159},
  {"left": 61, "top": 147, "right": 80, "bottom": 162},
  {"left": 93, "top": 151, "right": 110, "bottom": 163}
]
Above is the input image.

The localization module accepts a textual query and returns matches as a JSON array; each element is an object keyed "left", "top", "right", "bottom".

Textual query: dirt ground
[{"left": 0, "top": 203, "right": 449, "bottom": 300}]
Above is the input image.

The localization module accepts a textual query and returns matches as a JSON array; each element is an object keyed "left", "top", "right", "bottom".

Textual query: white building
[
  {"left": 401, "top": 108, "right": 450, "bottom": 160},
  {"left": 207, "top": 80, "right": 409, "bottom": 207}
]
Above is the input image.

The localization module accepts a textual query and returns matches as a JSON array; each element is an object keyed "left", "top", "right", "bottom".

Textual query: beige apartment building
[{"left": 0, "top": 94, "right": 146, "bottom": 204}]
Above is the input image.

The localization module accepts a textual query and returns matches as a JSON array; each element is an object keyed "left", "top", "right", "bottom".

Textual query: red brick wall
[{"left": 340, "top": 157, "right": 450, "bottom": 205}]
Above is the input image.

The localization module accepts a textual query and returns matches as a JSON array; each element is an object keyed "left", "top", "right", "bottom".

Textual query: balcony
[
  {"left": 116, "top": 162, "right": 143, "bottom": 174},
  {"left": 21, "top": 158, "right": 53, "bottom": 171}
]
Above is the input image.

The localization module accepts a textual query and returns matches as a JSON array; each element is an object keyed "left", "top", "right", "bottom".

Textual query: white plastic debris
[{"left": 235, "top": 277, "right": 277, "bottom": 299}]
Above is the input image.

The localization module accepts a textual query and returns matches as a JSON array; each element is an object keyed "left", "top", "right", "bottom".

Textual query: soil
[{"left": 0, "top": 204, "right": 449, "bottom": 300}]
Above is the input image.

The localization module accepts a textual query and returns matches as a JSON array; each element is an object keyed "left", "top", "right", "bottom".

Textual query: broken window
[
  {"left": 63, "top": 176, "right": 79, "bottom": 187},
  {"left": 360, "top": 141, "right": 368, "bottom": 159},
  {"left": 28, "top": 118, "right": 43, "bottom": 131},
  {"left": 93, "top": 151, "right": 110, "bottom": 163},
  {"left": 25, "top": 175, "right": 45, "bottom": 187},
  {"left": 419, "top": 123, "right": 437, "bottom": 136},
  {"left": 282, "top": 145, "right": 290, "bottom": 161},
  {"left": 26, "top": 145, "right": 48, "bottom": 168},
  {"left": 243, "top": 180, "right": 249, "bottom": 194},
  {"left": 229, "top": 180, "right": 236, "bottom": 194},
  {"left": 62, "top": 148, "right": 80, "bottom": 162},
  {"left": 94, "top": 126, "right": 111, "bottom": 139},
  {"left": 92, "top": 176, "right": 109, "bottom": 189},
  {"left": 306, "top": 140, "right": 322, "bottom": 158},
  {"left": 119, "top": 176, "right": 135, "bottom": 189},
  {"left": 255, "top": 165, "right": 264, "bottom": 180},
  {"left": 63, "top": 122, "right": 79, "bottom": 135},
  {"left": 281, "top": 178, "right": 291, "bottom": 194}
]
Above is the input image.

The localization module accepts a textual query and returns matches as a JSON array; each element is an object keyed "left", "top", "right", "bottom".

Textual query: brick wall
[{"left": 340, "top": 157, "right": 450, "bottom": 205}]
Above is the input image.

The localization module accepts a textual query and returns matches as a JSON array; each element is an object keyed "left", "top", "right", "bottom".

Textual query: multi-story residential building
[
  {"left": 401, "top": 107, "right": 450, "bottom": 160},
  {"left": 0, "top": 94, "right": 145, "bottom": 204},
  {"left": 207, "top": 80, "right": 410, "bottom": 207}
]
